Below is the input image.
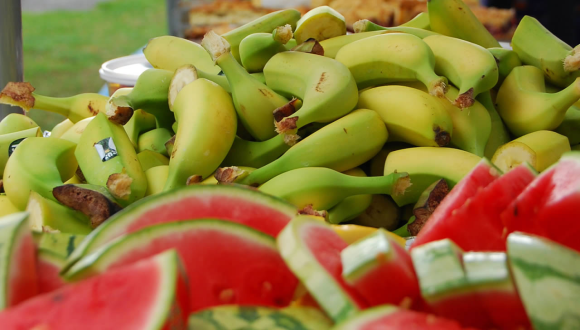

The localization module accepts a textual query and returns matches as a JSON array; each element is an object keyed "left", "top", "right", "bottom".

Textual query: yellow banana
[
  {"left": 144, "top": 35, "right": 220, "bottom": 74},
  {"left": 0, "top": 127, "right": 42, "bottom": 178},
  {"left": 26, "top": 191, "right": 91, "bottom": 234},
  {"left": 0, "top": 113, "right": 38, "bottom": 135},
  {"left": 488, "top": 47, "right": 522, "bottom": 86},
  {"left": 124, "top": 109, "right": 157, "bottom": 150},
  {"left": 0, "top": 194, "right": 19, "bottom": 217},
  {"left": 137, "top": 150, "right": 169, "bottom": 172},
  {"left": 401, "top": 12, "right": 431, "bottom": 30},
  {"left": 58, "top": 117, "right": 94, "bottom": 144},
  {"left": 476, "top": 91, "right": 511, "bottom": 159},
  {"left": 49, "top": 119, "right": 74, "bottom": 139},
  {"left": 144, "top": 165, "right": 168, "bottom": 197},
  {"left": 239, "top": 25, "right": 294, "bottom": 73},
  {"left": 327, "top": 168, "right": 373, "bottom": 225},
  {"left": 137, "top": 128, "right": 172, "bottom": 156},
  {"left": 352, "top": 20, "right": 439, "bottom": 39},
  {"left": 320, "top": 31, "right": 388, "bottom": 59},
  {"left": 293, "top": 6, "right": 346, "bottom": 44}
]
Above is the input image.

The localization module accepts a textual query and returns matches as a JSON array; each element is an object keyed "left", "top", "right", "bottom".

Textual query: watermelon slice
[
  {"left": 65, "top": 220, "right": 299, "bottom": 312},
  {"left": 463, "top": 252, "right": 531, "bottom": 330},
  {"left": 188, "top": 305, "right": 333, "bottom": 329},
  {"left": 0, "top": 212, "right": 38, "bottom": 309},
  {"left": 411, "top": 158, "right": 501, "bottom": 250},
  {"left": 65, "top": 185, "right": 297, "bottom": 271},
  {"left": 277, "top": 216, "right": 368, "bottom": 323},
  {"left": 414, "top": 163, "right": 536, "bottom": 252},
  {"left": 411, "top": 239, "right": 492, "bottom": 328},
  {"left": 37, "top": 250, "right": 67, "bottom": 294},
  {"left": 341, "top": 228, "right": 422, "bottom": 309},
  {"left": 0, "top": 250, "right": 190, "bottom": 330},
  {"left": 332, "top": 305, "right": 473, "bottom": 330},
  {"left": 502, "top": 152, "right": 580, "bottom": 252},
  {"left": 507, "top": 232, "right": 580, "bottom": 329},
  {"left": 37, "top": 232, "right": 86, "bottom": 259}
]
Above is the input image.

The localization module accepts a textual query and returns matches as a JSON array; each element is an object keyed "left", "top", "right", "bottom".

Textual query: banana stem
[
  {"left": 216, "top": 52, "right": 248, "bottom": 82},
  {"left": 564, "top": 46, "right": 580, "bottom": 73},
  {"left": 353, "top": 19, "right": 381, "bottom": 33},
  {"left": 342, "top": 171, "right": 411, "bottom": 197},
  {"left": 31, "top": 93, "right": 74, "bottom": 118},
  {"left": 551, "top": 77, "right": 580, "bottom": 112},
  {"left": 197, "top": 70, "right": 231, "bottom": 93}
]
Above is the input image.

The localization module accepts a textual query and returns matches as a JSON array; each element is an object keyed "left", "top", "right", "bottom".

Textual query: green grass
[{"left": 22, "top": 0, "right": 167, "bottom": 129}]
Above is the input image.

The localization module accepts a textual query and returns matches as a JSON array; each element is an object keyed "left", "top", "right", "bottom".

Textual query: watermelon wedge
[
  {"left": 411, "top": 158, "right": 501, "bottom": 249},
  {"left": 507, "top": 232, "right": 580, "bottom": 329},
  {"left": 0, "top": 250, "right": 190, "bottom": 330},
  {"left": 331, "top": 305, "right": 473, "bottom": 330},
  {"left": 188, "top": 305, "right": 333, "bottom": 329},
  {"left": 65, "top": 185, "right": 297, "bottom": 271},
  {"left": 0, "top": 212, "right": 38, "bottom": 309},
  {"left": 37, "top": 232, "right": 86, "bottom": 259},
  {"left": 341, "top": 228, "right": 422, "bottom": 309},
  {"left": 411, "top": 239, "right": 492, "bottom": 328},
  {"left": 502, "top": 152, "right": 580, "bottom": 252},
  {"left": 277, "top": 216, "right": 368, "bottom": 323},
  {"left": 37, "top": 250, "right": 67, "bottom": 294},
  {"left": 463, "top": 252, "right": 531, "bottom": 330},
  {"left": 65, "top": 220, "right": 299, "bottom": 312},
  {"left": 414, "top": 163, "right": 536, "bottom": 252}
]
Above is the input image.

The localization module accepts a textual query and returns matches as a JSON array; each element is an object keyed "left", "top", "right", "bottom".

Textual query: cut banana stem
[
  {"left": 352, "top": 19, "right": 439, "bottom": 39},
  {"left": 564, "top": 45, "right": 580, "bottom": 73},
  {"left": 168, "top": 65, "right": 198, "bottom": 110},
  {"left": 293, "top": 6, "right": 346, "bottom": 44},
  {"left": 272, "top": 24, "right": 293, "bottom": 44},
  {"left": 492, "top": 130, "right": 570, "bottom": 173}
]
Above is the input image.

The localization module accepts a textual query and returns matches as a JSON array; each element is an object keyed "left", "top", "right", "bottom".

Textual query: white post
[{"left": 0, "top": 0, "right": 24, "bottom": 119}]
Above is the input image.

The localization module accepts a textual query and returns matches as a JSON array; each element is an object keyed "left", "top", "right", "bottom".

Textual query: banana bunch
[{"left": 2, "top": 2, "right": 578, "bottom": 241}]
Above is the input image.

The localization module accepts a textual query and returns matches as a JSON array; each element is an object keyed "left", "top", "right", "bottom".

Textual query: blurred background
[{"left": 18, "top": 0, "right": 580, "bottom": 129}]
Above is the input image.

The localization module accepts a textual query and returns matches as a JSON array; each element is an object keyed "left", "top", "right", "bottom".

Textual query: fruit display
[{"left": 0, "top": 1, "right": 579, "bottom": 328}]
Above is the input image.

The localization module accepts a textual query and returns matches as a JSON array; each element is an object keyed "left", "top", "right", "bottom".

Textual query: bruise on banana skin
[
  {"left": 52, "top": 185, "right": 123, "bottom": 228},
  {"left": 0, "top": 179, "right": 4, "bottom": 193},
  {"left": 433, "top": 126, "right": 451, "bottom": 147},
  {"left": 408, "top": 179, "right": 449, "bottom": 236},
  {"left": 299, "top": 204, "right": 328, "bottom": 220},
  {"left": 0, "top": 82, "right": 36, "bottom": 111}
]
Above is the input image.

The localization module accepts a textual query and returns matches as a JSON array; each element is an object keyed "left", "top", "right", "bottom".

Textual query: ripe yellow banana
[
  {"left": 202, "top": 31, "right": 290, "bottom": 141},
  {"left": 319, "top": 31, "right": 388, "bottom": 59},
  {"left": 163, "top": 78, "right": 236, "bottom": 191},
  {"left": 144, "top": 35, "right": 220, "bottom": 74},
  {"left": 137, "top": 128, "right": 172, "bottom": 156},
  {"left": 236, "top": 109, "right": 388, "bottom": 186},
  {"left": 0, "top": 82, "right": 106, "bottom": 123},
  {"left": 427, "top": 0, "right": 500, "bottom": 48},
  {"left": 49, "top": 119, "right": 74, "bottom": 139},
  {"left": 26, "top": 191, "right": 91, "bottom": 234},
  {"left": 423, "top": 35, "right": 499, "bottom": 108},
  {"left": 3, "top": 137, "right": 78, "bottom": 209},
  {"left": 476, "top": 91, "right": 511, "bottom": 159},
  {"left": 358, "top": 85, "right": 453, "bottom": 147},
  {"left": 75, "top": 113, "right": 147, "bottom": 205},
  {"left": 352, "top": 20, "right": 439, "bottom": 39},
  {"left": 327, "top": 168, "right": 373, "bottom": 224},
  {"left": 144, "top": 165, "right": 168, "bottom": 197},
  {"left": 263, "top": 51, "right": 358, "bottom": 135},
  {"left": 58, "top": 117, "right": 94, "bottom": 145},
  {"left": 0, "top": 194, "right": 19, "bottom": 217},
  {"left": 0, "top": 113, "right": 38, "bottom": 135},
  {"left": 335, "top": 33, "right": 447, "bottom": 96},
  {"left": 0, "top": 127, "right": 42, "bottom": 178},
  {"left": 384, "top": 147, "right": 482, "bottom": 206},
  {"left": 496, "top": 65, "right": 580, "bottom": 137},
  {"left": 239, "top": 25, "right": 293, "bottom": 73},
  {"left": 293, "top": 6, "right": 346, "bottom": 44},
  {"left": 137, "top": 150, "right": 169, "bottom": 172},
  {"left": 492, "top": 130, "right": 570, "bottom": 173}
]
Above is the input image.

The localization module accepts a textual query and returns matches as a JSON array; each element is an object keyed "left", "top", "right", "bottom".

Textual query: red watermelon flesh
[
  {"left": 412, "top": 159, "right": 500, "bottom": 250},
  {"left": 65, "top": 220, "right": 299, "bottom": 313},
  {"left": 414, "top": 163, "right": 536, "bottom": 252},
  {"left": 501, "top": 153, "right": 580, "bottom": 252},
  {"left": 478, "top": 290, "right": 531, "bottom": 330},
  {"left": 0, "top": 250, "right": 189, "bottom": 330},
  {"left": 36, "top": 251, "right": 66, "bottom": 294}
]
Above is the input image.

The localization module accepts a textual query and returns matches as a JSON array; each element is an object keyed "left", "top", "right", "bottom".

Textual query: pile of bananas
[{"left": 1, "top": 0, "right": 579, "bottom": 236}]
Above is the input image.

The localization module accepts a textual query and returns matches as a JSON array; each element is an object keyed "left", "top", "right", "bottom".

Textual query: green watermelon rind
[
  {"left": 341, "top": 228, "right": 395, "bottom": 283},
  {"left": 507, "top": 232, "right": 580, "bottom": 330},
  {"left": 64, "top": 219, "right": 278, "bottom": 281},
  {"left": 0, "top": 212, "right": 32, "bottom": 309},
  {"left": 331, "top": 305, "right": 399, "bottom": 330},
  {"left": 463, "top": 252, "right": 514, "bottom": 292},
  {"left": 277, "top": 216, "right": 361, "bottom": 323},
  {"left": 64, "top": 185, "right": 297, "bottom": 273}
]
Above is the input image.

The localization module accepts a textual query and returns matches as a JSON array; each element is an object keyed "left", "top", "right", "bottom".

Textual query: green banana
[
  {"left": 136, "top": 150, "right": 169, "bottom": 172},
  {"left": 123, "top": 109, "right": 157, "bottom": 150},
  {"left": 163, "top": 78, "right": 236, "bottom": 191},
  {"left": 319, "top": 31, "right": 388, "bottom": 59},
  {"left": 3, "top": 137, "right": 78, "bottom": 209},
  {"left": 423, "top": 35, "right": 499, "bottom": 108},
  {"left": 476, "top": 91, "right": 511, "bottom": 159},
  {"left": 143, "top": 35, "right": 220, "bottom": 74},
  {"left": 0, "top": 113, "right": 38, "bottom": 135},
  {"left": 327, "top": 168, "right": 373, "bottom": 224},
  {"left": 202, "top": 32, "right": 290, "bottom": 141},
  {"left": 335, "top": 33, "right": 447, "bottom": 96},
  {"left": 220, "top": 135, "right": 291, "bottom": 168},
  {"left": 401, "top": 12, "right": 431, "bottom": 30},
  {"left": 263, "top": 51, "right": 358, "bottom": 136},
  {"left": 239, "top": 25, "right": 293, "bottom": 73},
  {"left": 511, "top": 16, "right": 580, "bottom": 88},
  {"left": 222, "top": 9, "right": 302, "bottom": 62},
  {"left": 249, "top": 72, "right": 267, "bottom": 84},
  {"left": 58, "top": 117, "right": 94, "bottom": 144},
  {"left": 488, "top": 47, "right": 522, "bottom": 86},
  {"left": 49, "top": 119, "right": 73, "bottom": 139},
  {"left": 293, "top": 6, "right": 346, "bottom": 44},
  {"left": 259, "top": 167, "right": 410, "bottom": 214},
  {"left": 0, "top": 127, "right": 42, "bottom": 178},
  {"left": 352, "top": 20, "right": 439, "bottom": 39},
  {"left": 75, "top": 113, "right": 147, "bottom": 205},
  {"left": 427, "top": 0, "right": 501, "bottom": 48},
  {"left": 0, "top": 82, "right": 107, "bottom": 123},
  {"left": 351, "top": 194, "right": 401, "bottom": 231},
  {"left": 555, "top": 104, "right": 580, "bottom": 145},
  {"left": 235, "top": 109, "right": 388, "bottom": 186},
  {"left": 496, "top": 65, "right": 580, "bottom": 137},
  {"left": 137, "top": 128, "right": 172, "bottom": 156},
  {"left": 144, "top": 165, "right": 168, "bottom": 197},
  {"left": 384, "top": 147, "right": 482, "bottom": 206},
  {"left": 358, "top": 85, "right": 453, "bottom": 147},
  {"left": 26, "top": 191, "right": 91, "bottom": 234},
  {"left": 106, "top": 69, "right": 175, "bottom": 129}
]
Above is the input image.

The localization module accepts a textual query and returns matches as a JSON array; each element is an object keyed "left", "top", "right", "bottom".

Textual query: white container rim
[{"left": 99, "top": 54, "right": 152, "bottom": 86}]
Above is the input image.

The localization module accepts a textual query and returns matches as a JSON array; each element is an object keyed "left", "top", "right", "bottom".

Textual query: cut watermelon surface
[
  {"left": 412, "top": 159, "right": 500, "bottom": 250},
  {"left": 502, "top": 152, "right": 580, "bottom": 252},
  {"left": 65, "top": 220, "right": 299, "bottom": 312},
  {"left": 37, "top": 251, "right": 67, "bottom": 294},
  {"left": 414, "top": 163, "right": 536, "bottom": 252},
  {"left": 331, "top": 305, "right": 472, "bottom": 330},
  {"left": 277, "top": 216, "right": 368, "bottom": 323},
  {"left": 0, "top": 212, "right": 38, "bottom": 310},
  {"left": 65, "top": 185, "right": 297, "bottom": 271},
  {"left": 0, "top": 250, "right": 190, "bottom": 330}
]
